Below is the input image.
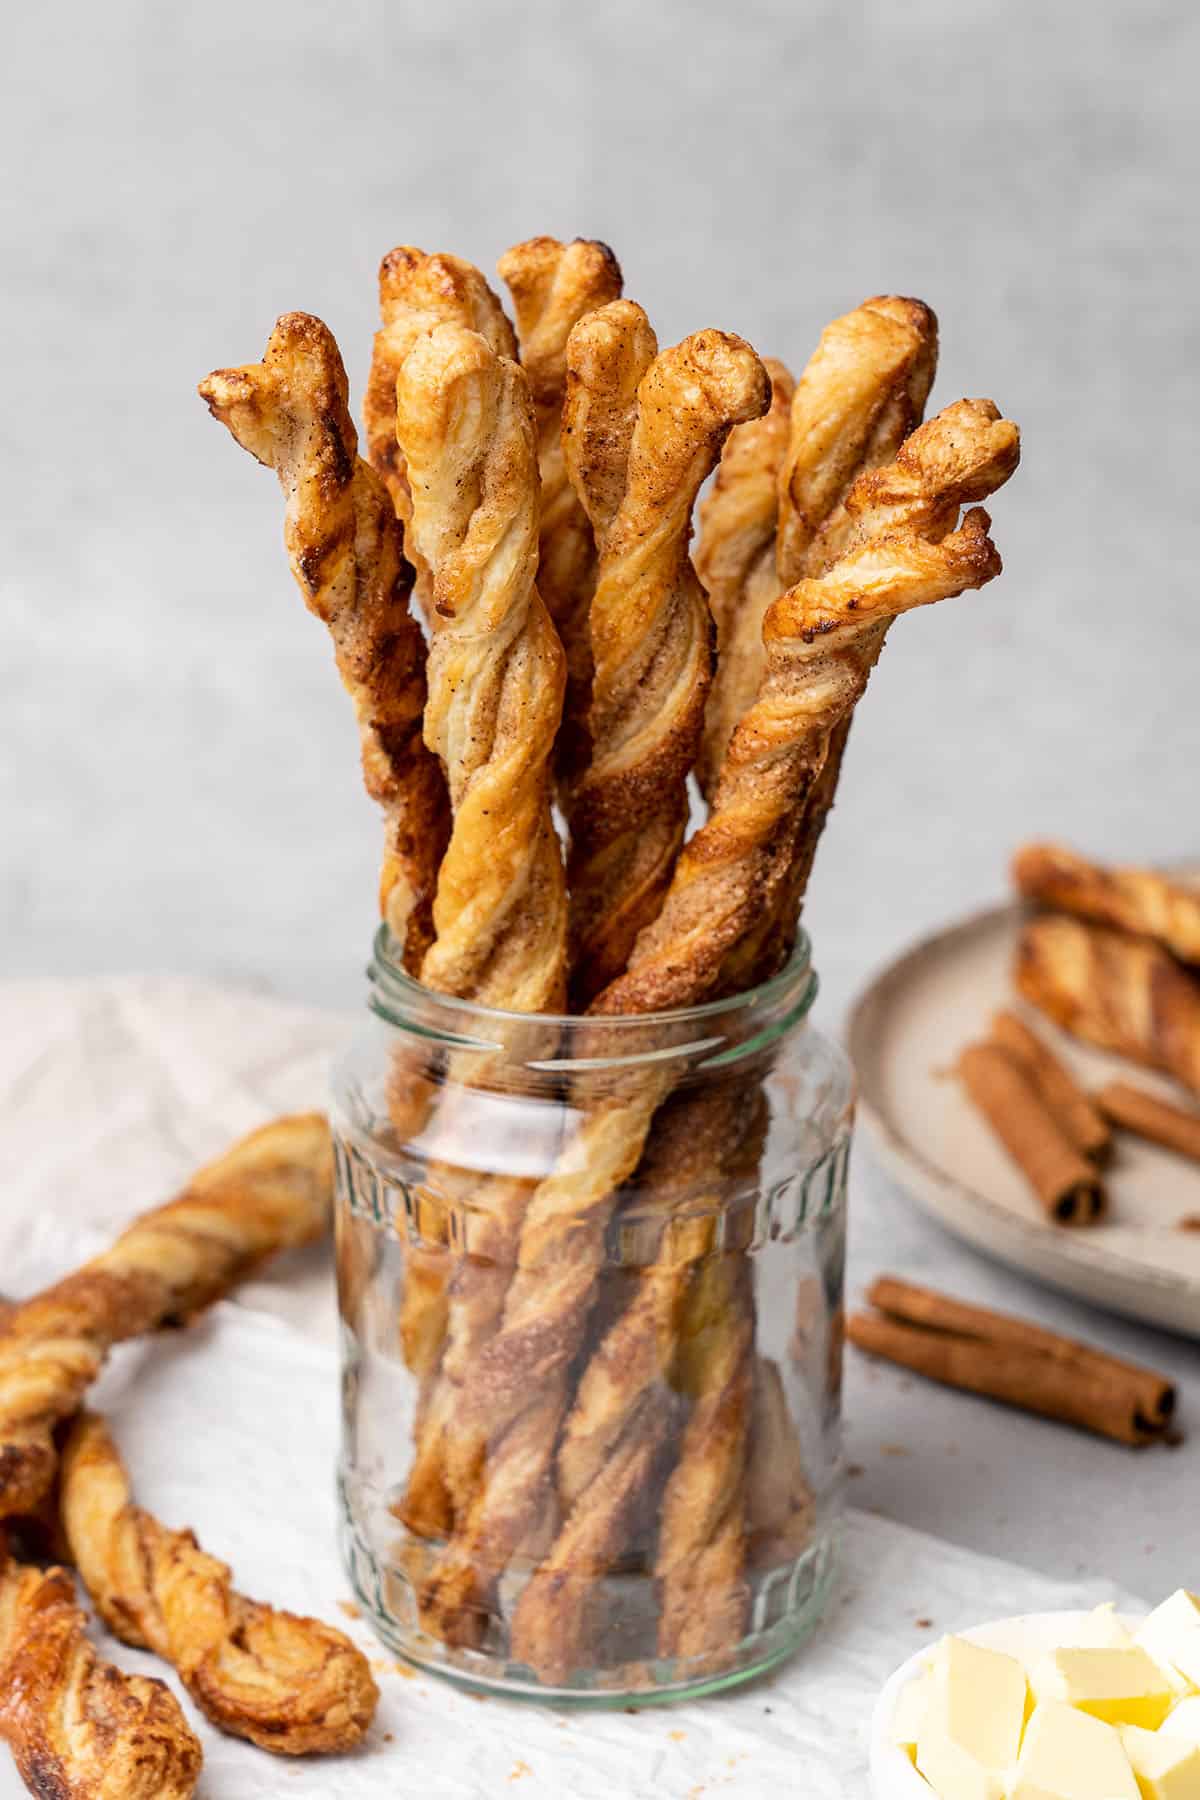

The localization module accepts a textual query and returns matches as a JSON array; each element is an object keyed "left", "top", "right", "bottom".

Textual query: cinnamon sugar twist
[
  {"left": 59, "top": 1413, "right": 378, "bottom": 1755},
  {"left": 1013, "top": 843, "right": 1200, "bottom": 967},
  {"left": 776, "top": 296, "right": 938, "bottom": 587},
  {"left": 396, "top": 321, "right": 568, "bottom": 1012},
  {"left": 695, "top": 357, "right": 796, "bottom": 797},
  {"left": 564, "top": 312, "right": 770, "bottom": 1004},
  {"left": 0, "top": 1114, "right": 332, "bottom": 1519},
  {"left": 364, "top": 246, "right": 516, "bottom": 610},
  {"left": 199, "top": 313, "right": 449, "bottom": 968},
  {"left": 600, "top": 399, "right": 1020, "bottom": 1016},
  {"left": 417, "top": 403, "right": 1016, "bottom": 1652},
  {"left": 497, "top": 237, "right": 623, "bottom": 781},
  {"left": 0, "top": 1539, "right": 202, "bottom": 1799},
  {"left": 509, "top": 1086, "right": 764, "bottom": 1681},
  {"left": 1016, "top": 916, "right": 1200, "bottom": 1095}
]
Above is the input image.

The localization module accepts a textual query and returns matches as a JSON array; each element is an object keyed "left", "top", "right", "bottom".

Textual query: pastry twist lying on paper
[
  {"left": 600, "top": 398, "right": 1020, "bottom": 1016},
  {"left": 0, "top": 1538, "right": 202, "bottom": 1800},
  {"left": 1016, "top": 915, "right": 1200, "bottom": 1095},
  {"left": 0, "top": 1114, "right": 332, "bottom": 1520},
  {"left": 695, "top": 357, "right": 795, "bottom": 797},
  {"left": 1013, "top": 842, "right": 1200, "bottom": 967},
  {"left": 417, "top": 408, "right": 1016, "bottom": 1650},
  {"left": 59, "top": 1413, "right": 378, "bottom": 1755},
  {"left": 396, "top": 321, "right": 568, "bottom": 1012},
  {"left": 199, "top": 313, "right": 449, "bottom": 968},
  {"left": 563, "top": 308, "right": 770, "bottom": 1003},
  {"left": 364, "top": 245, "right": 516, "bottom": 610},
  {"left": 498, "top": 236, "right": 623, "bottom": 782}
]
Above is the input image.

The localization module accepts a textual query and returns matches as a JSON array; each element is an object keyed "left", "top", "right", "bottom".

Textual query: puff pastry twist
[
  {"left": 199, "top": 313, "right": 449, "bottom": 967},
  {"left": 563, "top": 308, "right": 770, "bottom": 1004},
  {"left": 1016, "top": 916, "right": 1200, "bottom": 1095},
  {"left": 0, "top": 1540, "right": 202, "bottom": 1800},
  {"left": 0, "top": 1115, "right": 332, "bottom": 1520},
  {"left": 1014, "top": 843, "right": 1200, "bottom": 967},
  {"left": 498, "top": 237, "right": 623, "bottom": 782},
  {"left": 364, "top": 246, "right": 516, "bottom": 612},
  {"left": 59, "top": 1413, "right": 378, "bottom": 1755},
  {"left": 396, "top": 321, "right": 568, "bottom": 1012}
]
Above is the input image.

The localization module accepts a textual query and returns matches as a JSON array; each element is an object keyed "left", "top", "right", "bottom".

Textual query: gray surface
[{"left": 3, "top": 1, "right": 1198, "bottom": 1596}]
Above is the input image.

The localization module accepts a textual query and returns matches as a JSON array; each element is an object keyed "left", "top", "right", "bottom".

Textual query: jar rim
[{"left": 368, "top": 922, "right": 816, "bottom": 1034}]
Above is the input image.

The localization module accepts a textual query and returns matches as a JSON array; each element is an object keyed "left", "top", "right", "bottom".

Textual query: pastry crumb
[
  {"left": 915, "top": 1617, "right": 933, "bottom": 1629},
  {"left": 881, "top": 1443, "right": 909, "bottom": 1457},
  {"left": 510, "top": 1760, "right": 532, "bottom": 1780},
  {"left": 338, "top": 1599, "right": 361, "bottom": 1620},
  {"left": 669, "top": 1729, "right": 686, "bottom": 1742},
  {"left": 391, "top": 1660, "right": 416, "bottom": 1679}
]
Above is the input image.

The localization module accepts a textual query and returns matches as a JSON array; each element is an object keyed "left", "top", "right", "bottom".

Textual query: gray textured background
[{"left": 3, "top": 3, "right": 1199, "bottom": 1597}]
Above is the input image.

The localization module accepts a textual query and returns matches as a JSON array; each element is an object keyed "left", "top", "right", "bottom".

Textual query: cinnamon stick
[
  {"left": 1094, "top": 1080, "right": 1200, "bottom": 1165},
  {"left": 990, "top": 1010, "right": 1110, "bottom": 1160},
  {"left": 958, "top": 1041, "right": 1106, "bottom": 1224},
  {"left": 848, "top": 1278, "right": 1177, "bottom": 1447}
]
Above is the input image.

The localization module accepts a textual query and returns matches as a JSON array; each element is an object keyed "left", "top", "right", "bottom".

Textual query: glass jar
[{"left": 332, "top": 923, "right": 853, "bottom": 1704}]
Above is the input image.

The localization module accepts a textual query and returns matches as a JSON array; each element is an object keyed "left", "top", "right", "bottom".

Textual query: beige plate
[{"left": 846, "top": 897, "right": 1200, "bottom": 1338}]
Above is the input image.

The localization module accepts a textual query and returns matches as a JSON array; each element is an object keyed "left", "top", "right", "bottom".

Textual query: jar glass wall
[{"left": 333, "top": 925, "right": 854, "bottom": 1704}]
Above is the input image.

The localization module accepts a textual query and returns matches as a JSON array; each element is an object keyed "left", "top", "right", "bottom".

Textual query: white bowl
[{"left": 869, "top": 1610, "right": 1144, "bottom": 1798}]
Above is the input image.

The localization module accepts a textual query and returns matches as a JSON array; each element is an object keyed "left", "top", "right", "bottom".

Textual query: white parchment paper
[{"left": 0, "top": 977, "right": 1148, "bottom": 1797}]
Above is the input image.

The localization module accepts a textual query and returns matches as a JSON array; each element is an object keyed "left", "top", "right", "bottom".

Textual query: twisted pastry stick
[
  {"left": 1016, "top": 916, "right": 1200, "bottom": 1095},
  {"left": 509, "top": 1086, "right": 762, "bottom": 1681},
  {"left": 59, "top": 1413, "right": 378, "bottom": 1755},
  {"left": 497, "top": 237, "right": 623, "bottom": 781},
  {"left": 716, "top": 298, "right": 940, "bottom": 983},
  {"left": 418, "top": 408, "right": 1016, "bottom": 1651},
  {"left": 396, "top": 321, "right": 568, "bottom": 1012},
  {"left": 695, "top": 358, "right": 795, "bottom": 797},
  {"left": 0, "top": 1537, "right": 202, "bottom": 1799},
  {"left": 655, "top": 1253, "right": 756, "bottom": 1663},
  {"left": 565, "top": 317, "right": 770, "bottom": 1004},
  {"left": 601, "top": 399, "right": 1020, "bottom": 1016},
  {"left": 1013, "top": 842, "right": 1200, "bottom": 967},
  {"left": 364, "top": 245, "right": 516, "bottom": 609},
  {"left": 199, "top": 313, "right": 449, "bottom": 968},
  {"left": 776, "top": 296, "right": 938, "bottom": 587},
  {"left": 0, "top": 1114, "right": 332, "bottom": 1520}
]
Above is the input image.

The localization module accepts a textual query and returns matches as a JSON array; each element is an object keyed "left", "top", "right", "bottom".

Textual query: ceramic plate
[{"left": 846, "top": 898, "right": 1200, "bottom": 1337}]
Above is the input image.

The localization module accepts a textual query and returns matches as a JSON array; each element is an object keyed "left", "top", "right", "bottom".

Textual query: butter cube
[
  {"left": 1072, "top": 1605, "right": 1137, "bottom": 1652},
  {"left": 1010, "top": 1701, "right": 1139, "bottom": 1800},
  {"left": 916, "top": 1636, "right": 1026, "bottom": 1800},
  {"left": 892, "top": 1671, "right": 929, "bottom": 1764},
  {"left": 1137, "top": 1594, "right": 1200, "bottom": 1697},
  {"left": 1165, "top": 1700, "right": 1200, "bottom": 1746},
  {"left": 1120, "top": 1724, "right": 1200, "bottom": 1798},
  {"left": 1031, "top": 1646, "right": 1175, "bottom": 1731}
]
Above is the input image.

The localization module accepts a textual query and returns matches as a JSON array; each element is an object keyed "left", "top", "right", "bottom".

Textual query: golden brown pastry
[
  {"left": 396, "top": 321, "right": 568, "bottom": 1013},
  {"left": 363, "top": 245, "right": 516, "bottom": 609},
  {"left": 199, "top": 313, "right": 450, "bottom": 969},
  {"left": 0, "top": 1114, "right": 332, "bottom": 1520},
  {"left": 508, "top": 1086, "right": 759, "bottom": 1682},
  {"left": 1016, "top": 916, "right": 1200, "bottom": 1095},
  {"left": 417, "top": 402, "right": 1018, "bottom": 1652},
  {"left": 59, "top": 1413, "right": 378, "bottom": 1755},
  {"left": 497, "top": 237, "right": 623, "bottom": 781},
  {"left": 655, "top": 1253, "right": 755, "bottom": 1664},
  {"left": 598, "top": 399, "right": 1020, "bottom": 1016},
  {"left": 776, "top": 295, "right": 938, "bottom": 586},
  {"left": 1014, "top": 842, "right": 1200, "bottom": 967},
  {"left": 564, "top": 310, "right": 770, "bottom": 1004},
  {"left": 695, "top": 357, "right": 796, "bottom": 797},
  {"left": 0, "top": 1536, "right": 203, "bottom": 1799}
]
